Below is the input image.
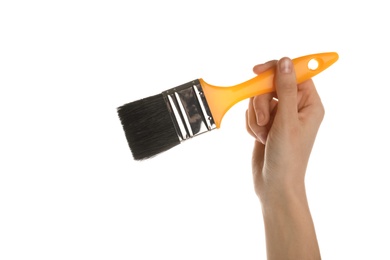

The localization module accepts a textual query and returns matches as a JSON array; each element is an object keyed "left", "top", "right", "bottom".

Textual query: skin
[{"left": 246, "top": 57, "right": 323, "bottom": 260}]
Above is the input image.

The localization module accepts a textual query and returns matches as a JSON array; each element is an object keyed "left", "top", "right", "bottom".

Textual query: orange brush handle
[{"left": 199, "top": 52, "right": 339, "bottom": 128}]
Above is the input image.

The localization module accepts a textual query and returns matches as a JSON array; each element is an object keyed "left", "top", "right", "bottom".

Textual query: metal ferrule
[{"left": 162, "top": 79, "right": 216, "bottom": 142}]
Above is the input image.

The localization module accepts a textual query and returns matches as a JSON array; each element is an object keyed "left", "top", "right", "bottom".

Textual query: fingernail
[
  {"left": 279, "top": 58, "right": 292, "bottom": 74},
  {"left": 256, "top": 133, "right": 267, "bottom": 145}
]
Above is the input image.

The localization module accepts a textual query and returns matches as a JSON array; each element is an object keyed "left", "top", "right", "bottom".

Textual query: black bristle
[{"left": 117, "top": 94, "right": 180, "bottom": 160}]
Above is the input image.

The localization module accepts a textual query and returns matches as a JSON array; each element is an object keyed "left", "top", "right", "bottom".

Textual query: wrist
[
  {"left": 259, "top": 180, "right": 320, "bottom": 260},
  {"left": 257, "top": 179, "right": 308, "bottom": 211}
]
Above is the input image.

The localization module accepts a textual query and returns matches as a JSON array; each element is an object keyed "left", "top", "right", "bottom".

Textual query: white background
[{"left": 1, "top": 0, "right": 389, "bottom": 259}]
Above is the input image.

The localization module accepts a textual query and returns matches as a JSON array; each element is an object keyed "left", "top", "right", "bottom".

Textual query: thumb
[{"left": 275, "top": 57, "right": 298, "bottom": 120}]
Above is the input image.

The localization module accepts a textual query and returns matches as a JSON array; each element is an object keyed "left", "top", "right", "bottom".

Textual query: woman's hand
[
  {"left": 246, "top": 57, "right": 325, "bottom": 200},
  {"left": 246, "top": 57, "right": 323, "bottom": 259}
]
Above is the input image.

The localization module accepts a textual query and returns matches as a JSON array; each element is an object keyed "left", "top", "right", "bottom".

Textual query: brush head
[{"left": 117, "top": 93, "right": 180, "bottom": 160}]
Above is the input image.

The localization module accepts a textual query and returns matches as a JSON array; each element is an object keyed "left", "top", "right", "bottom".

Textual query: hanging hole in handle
[{"left": 308, "top": 58, "right": 319, "bottom": 71}]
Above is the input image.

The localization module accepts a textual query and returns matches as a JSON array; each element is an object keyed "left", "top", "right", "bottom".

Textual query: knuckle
[{"left": 314, "top": 103, "right": 325, "bottom": 122}]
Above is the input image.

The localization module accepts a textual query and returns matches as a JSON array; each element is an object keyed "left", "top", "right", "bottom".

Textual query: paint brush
[{"left": 117, "top": 52, "right": 339, "bottom": 160}]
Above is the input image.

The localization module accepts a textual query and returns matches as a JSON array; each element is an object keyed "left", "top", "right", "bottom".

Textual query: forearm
[{"left": 260, "top": 184, "right": 321, "bottom": 260}]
